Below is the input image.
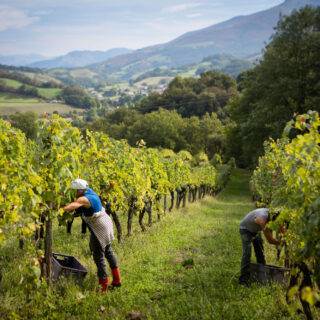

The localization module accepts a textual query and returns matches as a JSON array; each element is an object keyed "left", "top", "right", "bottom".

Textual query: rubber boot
[
  {"left": 99, "top": 277, "right": 109, "bottom": 292},
  {"left": 111, "top": 267, "right": 121, "bottom": 287}
]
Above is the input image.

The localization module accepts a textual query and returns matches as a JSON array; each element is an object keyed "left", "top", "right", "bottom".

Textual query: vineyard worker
[
  {"left": 63, "top": 179, "right": 121, "bottom": 292},
  {"left": 239, "top": 208, "right": 281, "bottom": 286}
]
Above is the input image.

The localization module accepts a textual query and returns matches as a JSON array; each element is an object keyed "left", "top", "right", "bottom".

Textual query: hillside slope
[
  {"left": 89, "top": 0, "right": 319, "bottom": 75},
  {"left": 51, "top": 0, "right": 318, "bottom": 85},
  {"left": 29, "top": 48, "right": 133, "bottom": 69}
]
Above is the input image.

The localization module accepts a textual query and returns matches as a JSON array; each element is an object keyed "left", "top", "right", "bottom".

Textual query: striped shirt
[{"left": 82, "top": 208, "right": 114, "bottom": 249}]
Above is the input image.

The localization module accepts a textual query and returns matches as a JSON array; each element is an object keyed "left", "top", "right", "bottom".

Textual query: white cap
[{"left": 71, "top": 179, "right": 89, "bottom": 190}]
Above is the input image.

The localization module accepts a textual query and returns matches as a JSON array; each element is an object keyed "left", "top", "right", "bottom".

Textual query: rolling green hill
[
  {"left": 0, "top": 66, "right": 89, "bottom": 114},
  {"left": 0, "top": 92, "right": 82, "bottom": 115},
  {"left": 0, "top": 77, "right": 62, "bottom": 99},
  {"left": 0, "top": 78, "right": 22, "bottom": 89},
  {"left": 132, "top": 54, "right": 253, "bottom": 83},
  {"left": 48, "top": 54, "right": 253, "bottom": 86}
]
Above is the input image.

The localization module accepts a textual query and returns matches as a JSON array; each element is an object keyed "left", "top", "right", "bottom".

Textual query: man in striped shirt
[{"left": 63, "top": 179, "right": 121, "bottom": 292}]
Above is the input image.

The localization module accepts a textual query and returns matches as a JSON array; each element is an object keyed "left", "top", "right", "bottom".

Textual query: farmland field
[
  {"left": 135, "top": 76, "right": 173, "bottom": 87},
  {"left": 37, "top": 87, "right": 62, "bottom": 99},
  {"left": 0, "top": 92, "right": 82, "bottom": 115}
]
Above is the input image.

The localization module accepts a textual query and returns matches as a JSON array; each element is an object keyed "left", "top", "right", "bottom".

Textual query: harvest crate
[
  {"left": 52, "top": 253, "right": 87, "bottom": 281},
  {"left": 249, "top": 263, "right": 290, "bottom": 284}
]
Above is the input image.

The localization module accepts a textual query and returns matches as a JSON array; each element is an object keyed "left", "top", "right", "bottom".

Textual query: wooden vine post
[{"left": 44, "top": 214, "right": 53, "bottom": 283}]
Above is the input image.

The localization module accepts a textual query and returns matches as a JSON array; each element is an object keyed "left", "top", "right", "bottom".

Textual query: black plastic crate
[
  {"left": 52, "top": 253, "right": 87, "bottom": 282},
  {"left": 249, "top": 263, "right": 290, "bottom": 285}
]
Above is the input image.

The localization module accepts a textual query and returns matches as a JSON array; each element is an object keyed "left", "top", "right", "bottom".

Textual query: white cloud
[
  {"left": 186, "top": 13, "right": 202, "bottom": 18},
  {"left": 162, "top": 2, "right": 202, "bottom": 13},
  {"left": 0, "top": 6, "right": 39, "bottom": 32}
]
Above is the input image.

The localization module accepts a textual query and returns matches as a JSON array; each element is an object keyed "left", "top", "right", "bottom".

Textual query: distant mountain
[
  {"left": 0, "top": 54, "right": 47, "bottom": 67},
  {"left": 29, "top": 48, "right": 133, "bottom": 69},
  {"left": 168, "top": 0, "right": 320, "bottom": 59},
  {"left": 86, "top": 0, "right": 319, "bottom": 80},
  {"left": 132, "top": 54, "right": 254, "bottom": 83},
  {"left": 48, "top": 53, "right": 253, "bottom": 87},
  {"left": 46, "top": 0, "right": 319, "bottom": 85}
]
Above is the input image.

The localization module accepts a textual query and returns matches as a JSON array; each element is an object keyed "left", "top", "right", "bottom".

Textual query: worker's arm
[
  {"left": 263, "top": 228, "right": 281, "bottom": 245},
  {"left": 63, "top": 197, "right": 90, "bottom": 212}
]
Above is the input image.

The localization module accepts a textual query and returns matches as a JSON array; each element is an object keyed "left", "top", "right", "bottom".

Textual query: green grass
[
  {"left": 0, "top": 92, "right": 81, "bottom": 115},
  {"left": 0, "top": 77, "right": 61, "bottom": 99},
  {"left": 0, "top": 77, "right": 24, "bottom": 89},
  {"left": 0, "top": 92, "right": 39, "bottom": 103},
  {"left": 135, "top": 76, "right": 173, "bottom": 87},
  {"left": 0, "top": 170, "right": 304, "bottom": 319},
  {"left": 37, "top": 87, "right": 61, "bottom": 99}
]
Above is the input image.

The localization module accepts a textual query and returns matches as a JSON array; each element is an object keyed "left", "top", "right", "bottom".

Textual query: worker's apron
[{"left": 82, "top": 208, "right": 114, "bottom": 250}]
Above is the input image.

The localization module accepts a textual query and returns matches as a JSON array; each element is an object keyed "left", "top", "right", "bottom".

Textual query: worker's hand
[
  {"left": 279, "top": 225, "right": 287, "bottom": 235},
  {"left": 279, "top": 238, "right": 286, "bottom": 246},
  {"left": 264, "top": 228, "right": 280, "bottom": 246}
]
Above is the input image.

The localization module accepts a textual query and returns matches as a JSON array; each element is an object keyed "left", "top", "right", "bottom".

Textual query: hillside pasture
[
  {"left": 135, "top": 76, "right": 173, "bottom": 87},
  {"left": 0, "top": 77, "right": 62, "bottom": 99},
  {"left": 0, "top": 92, "right": 82, "bottom": 115},
  {"left": 38, "top": 87, "right": 62, "bottom": 99},
  {"left": 0, "top": 77, "right": 23, "bottom": 89}
]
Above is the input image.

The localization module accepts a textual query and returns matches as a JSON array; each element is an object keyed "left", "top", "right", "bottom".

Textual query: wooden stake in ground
[{"left": 44, "top": 215, "right": 53, "bottom": 284}]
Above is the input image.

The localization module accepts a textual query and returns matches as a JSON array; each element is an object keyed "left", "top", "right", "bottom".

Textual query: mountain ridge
[
  {"left": 81, "top": 0, "right": 319, "bottom": 83},
  {"left": 0, "top": 54, "right": 48, "bottom": 67},
  {"left": 29, "top": 48, "right": 133, "bottom": 69},
  {"left": 42, "top": 0, "right": 320, "bottom": 85}
]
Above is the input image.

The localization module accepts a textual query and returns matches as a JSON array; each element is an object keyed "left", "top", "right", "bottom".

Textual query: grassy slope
[
  {"left": 0, "top": 170, "right": 299, "bottom": 319},
  {"left": 0, "top": 77, "right": 62, "bottom": 99},
  {"left": 0, "top": 78, "right": 23, "bottom": 89},
  {"left": 0, "top": 92, "right": 80, "bottom": 115},
  {"left": 37, "top": 87, "right": 62, "bottom": 99}
]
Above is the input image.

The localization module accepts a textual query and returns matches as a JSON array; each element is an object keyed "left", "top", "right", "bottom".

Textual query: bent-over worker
[
  {"left": 239, "top": 208, "right": 280, "bottom": 286},
  {"left": 63, "top": 179, "right": 121, "bottom": 292}
]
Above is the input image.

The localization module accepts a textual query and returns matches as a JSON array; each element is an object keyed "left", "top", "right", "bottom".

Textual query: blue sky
[{"left": 0, "top": 0, "right": 284, "bottom": 57}]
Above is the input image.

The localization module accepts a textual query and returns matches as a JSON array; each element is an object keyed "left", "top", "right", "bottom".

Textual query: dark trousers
[
  {"left": 66, "top": 217, "right": 87, "bottom": 234},
  {"left": 239, "top": 229, "right": 266, "bottom": 283},
  {"left": 90, "top": 232, "right": 118, "bottom": 280}
]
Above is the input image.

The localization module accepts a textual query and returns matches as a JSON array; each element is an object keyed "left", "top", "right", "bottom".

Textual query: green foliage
[
  {"left": 18, "top": 84, "right": 39, "bottom": 98},
  {"left": 230, "top": 7, "right": 320, "bottom": 167},
  {"left": 0, "top": 114, "right": 223, "bottom": 242},
  {"left": 127, "top": 109, "right": 186, "bottom": 151},
  {"left": 89, "top": 108, "right": 227, "bottom": 159},
  {"left": 60, "top": 86, "right": 99, "bottom": 109},
  {"left": 251, "top": 111, "right": 320, "bottom": 304},
  {"left": 138, "top": 71, "right": 237, "bottom": 118},
  {"left": 0, "top": 119, "right": 42, "bottom": 241},
  {"left": 8, "top": 111, "right": 38, "bottom": 139},
  {"left": 35, "top": 115, "right": 83, "bottom": 214}
]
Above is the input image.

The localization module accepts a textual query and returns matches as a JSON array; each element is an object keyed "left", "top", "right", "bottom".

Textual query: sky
[{"left": 0, "top": 0, "right": 284, "bottom": 57}]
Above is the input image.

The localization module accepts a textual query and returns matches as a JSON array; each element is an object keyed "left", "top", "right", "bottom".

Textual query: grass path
[{"left": 1, "top": 170, "right": 298, "bottom": 319}]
